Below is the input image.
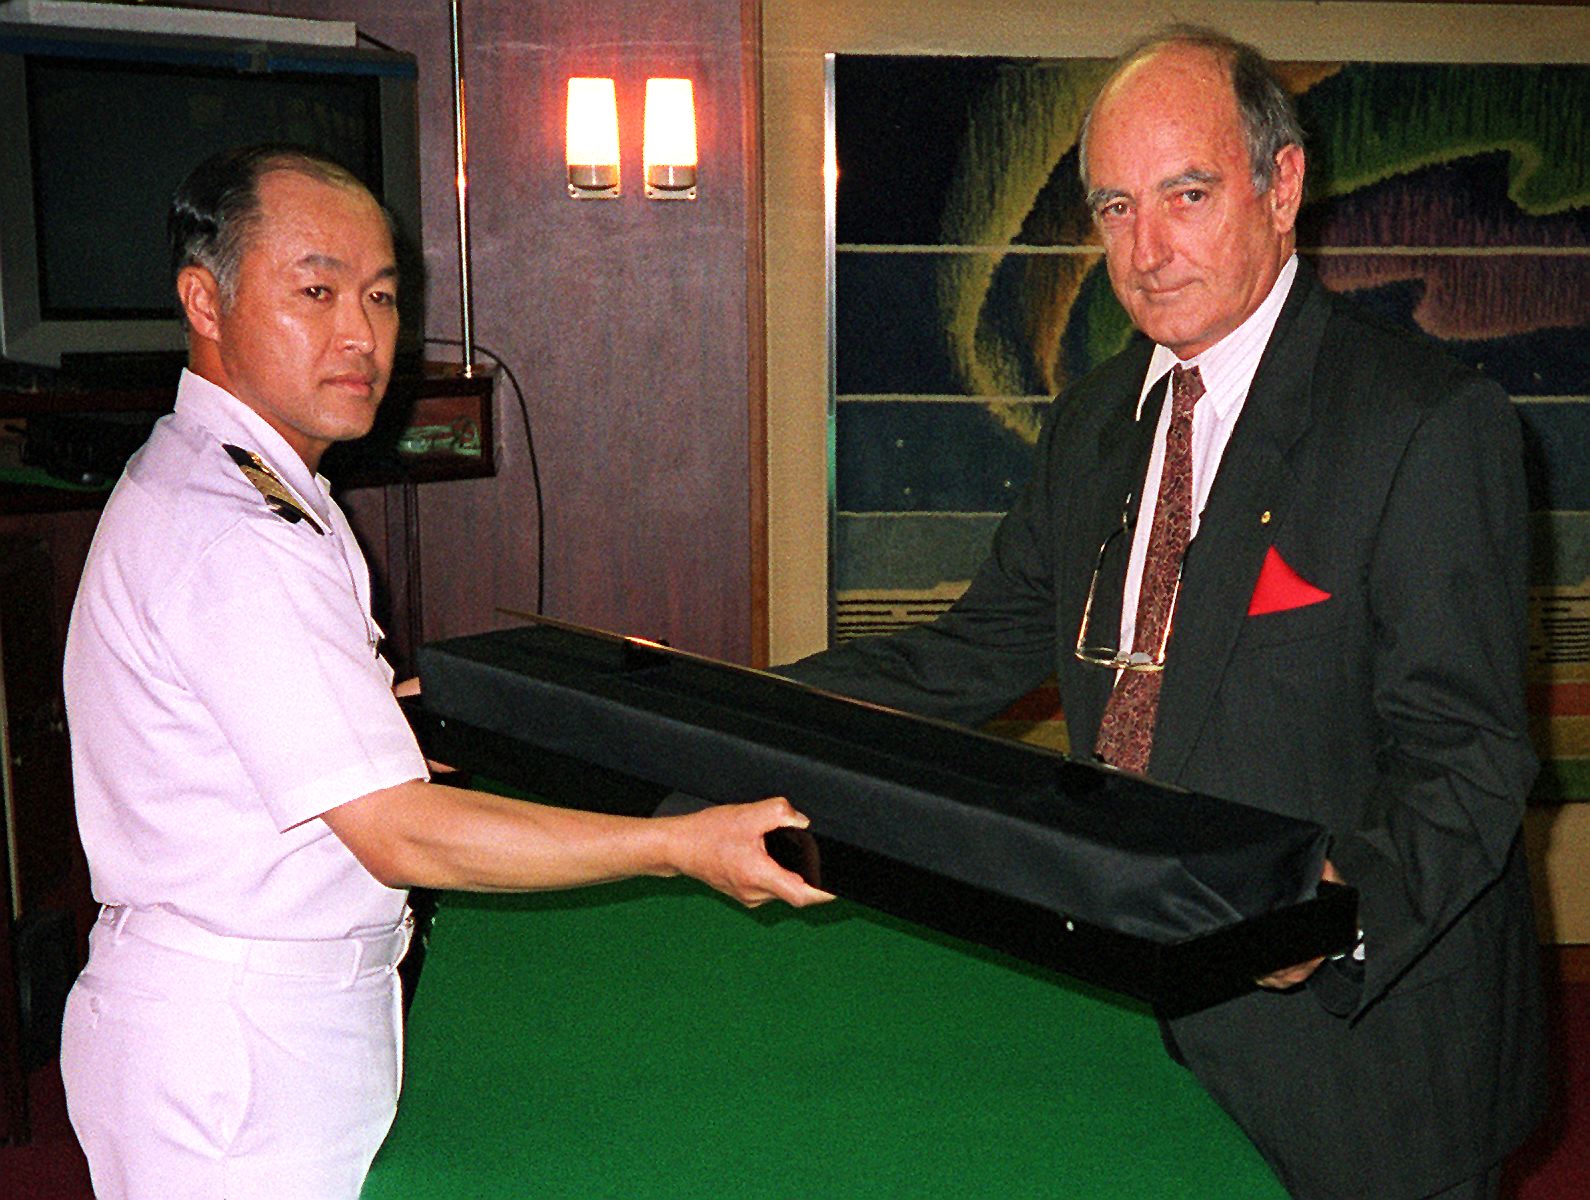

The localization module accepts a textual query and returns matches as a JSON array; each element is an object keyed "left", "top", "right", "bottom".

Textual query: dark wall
[{"left": 223, "top": 0, "right": 761, "bottom": 663}]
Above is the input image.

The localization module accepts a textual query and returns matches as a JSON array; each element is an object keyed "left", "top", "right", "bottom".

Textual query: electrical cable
[
  {"left": 355, "top": 30, "right": 401, "bottom": 54},
  {"left": 423, "top": 338, "right": 545, "bottom": 616}
]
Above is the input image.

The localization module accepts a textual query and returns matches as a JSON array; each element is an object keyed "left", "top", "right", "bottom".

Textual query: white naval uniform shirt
[
  {"left": 64, "top": 370, "right": 429, "bottom": 941},
  {"left": 1117, "top": 255, "right": 1299, "bottom": 654}
]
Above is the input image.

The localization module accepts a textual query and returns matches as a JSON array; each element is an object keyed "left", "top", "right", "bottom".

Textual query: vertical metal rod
[
  {"left": 449, "top": 0, "right": 476, "bottom": 377},
  {"left": 0, "top": 625, "right": 21, "bottom": 917},
  {"left": 403, "top": 480, "right": 424, "bottom": 668},
  {"left": 822, "top": 54, "right": 838, "bottom": 647}
]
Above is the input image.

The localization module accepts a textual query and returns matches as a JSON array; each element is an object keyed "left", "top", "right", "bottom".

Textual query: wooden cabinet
[
  {"left": 1, "top": 363, "right": 496, "bottom": 510},
  {"left": 0, "top": 536, "right": 77, "bottom": 1145}
]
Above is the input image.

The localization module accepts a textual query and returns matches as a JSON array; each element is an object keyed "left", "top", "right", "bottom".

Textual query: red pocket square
[{"left": 1248, "top": 546, "right": 1332, "bottom": 616}]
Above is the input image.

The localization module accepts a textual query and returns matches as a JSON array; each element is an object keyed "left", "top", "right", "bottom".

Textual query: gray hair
[
  {"left": 168, "top": 144, "right": 380, "bottom": 308},
  {"left": 1077, "top": 25, "right": 1305, "bottom": 195}
]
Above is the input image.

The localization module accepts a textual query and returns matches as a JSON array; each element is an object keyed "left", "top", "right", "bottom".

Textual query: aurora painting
[{"left": 830, "top": 55, "right": 1589, "bottom": 799}]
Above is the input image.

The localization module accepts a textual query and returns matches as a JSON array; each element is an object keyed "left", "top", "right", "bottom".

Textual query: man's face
[
  {"left": 201, "top": 169, "right": 398, "bottom": 469},
  {"left": 1084, "top": 46, "right": 1303, "bottom": 359}
]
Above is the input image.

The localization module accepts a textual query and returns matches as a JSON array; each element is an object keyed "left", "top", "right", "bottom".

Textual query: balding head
[
  {"left": 1079, "top": 26, "right": 1304, "bottom": 198},
  {"left": 169, "top": 144, "right": 388, "bottom": 312}
]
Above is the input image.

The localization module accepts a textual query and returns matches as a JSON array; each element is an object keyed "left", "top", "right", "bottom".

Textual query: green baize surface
[{"left": 363, "top": 878, "right": 1284, "bottom": 1199}]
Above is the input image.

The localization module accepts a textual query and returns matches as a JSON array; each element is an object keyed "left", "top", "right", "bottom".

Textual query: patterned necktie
[{"left": 1093, "top": 364, "right": 1205, "bottom": 773}]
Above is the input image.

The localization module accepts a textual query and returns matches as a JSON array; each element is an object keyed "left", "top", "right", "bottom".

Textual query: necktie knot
[{"left": 1171, "top": 364, "right": 1205, "bottom": 414}]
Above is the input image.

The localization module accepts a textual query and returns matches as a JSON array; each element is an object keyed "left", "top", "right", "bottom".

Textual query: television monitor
[{"left": 0, "top": 19, "right": 423, "bottom": 369}]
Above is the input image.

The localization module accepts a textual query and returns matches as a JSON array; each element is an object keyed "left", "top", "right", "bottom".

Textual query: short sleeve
[{"left": 157, "top": 516, "right": 428, "bottom": 830}]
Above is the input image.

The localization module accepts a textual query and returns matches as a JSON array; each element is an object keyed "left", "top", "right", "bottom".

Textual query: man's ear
[
  {"left": 1268, "top": 143, "right": 1306, "bottom": 235},
  {"left": 176, "top": 265, "right": 224, "bottom": 343}
]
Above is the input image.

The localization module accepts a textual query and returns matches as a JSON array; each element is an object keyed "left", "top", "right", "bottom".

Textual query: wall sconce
[
  {"left": 643, "top": 78, "right": 697, "bottom": 200},
  {"left": 566, "top": 77, "right": 620, "bottom": 198}
]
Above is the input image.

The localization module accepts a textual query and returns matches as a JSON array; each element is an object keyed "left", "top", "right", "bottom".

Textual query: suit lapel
[{"left": 1148, "top": 266, "right": 1332, "bottom": 782}]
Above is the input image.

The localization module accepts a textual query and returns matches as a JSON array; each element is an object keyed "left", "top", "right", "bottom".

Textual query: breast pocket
[{"left": 1238, "top": 596, "right": 1348, "bottom": 649}]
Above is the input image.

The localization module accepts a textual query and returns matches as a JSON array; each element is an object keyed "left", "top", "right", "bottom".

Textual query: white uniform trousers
[{"left": 61, "top": 905, "right": 410, "bottom": 1200}]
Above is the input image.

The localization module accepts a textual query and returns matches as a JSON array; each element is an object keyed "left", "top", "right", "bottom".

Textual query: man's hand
[
  {"left": 1256, "top": 859, "right": 1346, "bottom": 990},
  {"left": 659, "top": 798, "right": 834, "bottom": 909}
]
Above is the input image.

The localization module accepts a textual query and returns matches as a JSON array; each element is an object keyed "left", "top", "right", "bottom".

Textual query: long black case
[{"left": 412, "top": 619, "right": 1357, "bottom": 1014}]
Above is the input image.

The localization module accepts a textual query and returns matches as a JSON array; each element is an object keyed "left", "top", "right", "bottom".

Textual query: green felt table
[{"left": 361, "top": 878, "right": 1286, "bottom": 1199}]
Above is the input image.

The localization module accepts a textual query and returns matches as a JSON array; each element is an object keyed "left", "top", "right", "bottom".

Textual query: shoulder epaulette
[{"left": 221, "top": 444, "right": 326, "bottom": 535}]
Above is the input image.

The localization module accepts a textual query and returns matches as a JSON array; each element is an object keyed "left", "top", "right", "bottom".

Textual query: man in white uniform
[{"left": 60, "top": 145, "right": 828, "bottom": 1200}]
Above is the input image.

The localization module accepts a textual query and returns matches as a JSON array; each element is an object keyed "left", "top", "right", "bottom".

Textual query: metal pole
[{"left": 449, "top": 0, "right": 476, "bottom": 377}]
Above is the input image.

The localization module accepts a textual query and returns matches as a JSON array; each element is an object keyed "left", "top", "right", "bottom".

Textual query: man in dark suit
[{"left": 783, "top": 27, "right": 1545, "bottom": 1200}]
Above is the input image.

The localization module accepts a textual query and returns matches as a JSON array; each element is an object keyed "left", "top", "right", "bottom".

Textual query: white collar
[
  {"left": 1135, "top": 253, "right": 1300, "bottom": 422},
  {"left": 173, "top": 369, "right": 332, "bottom": 524}
]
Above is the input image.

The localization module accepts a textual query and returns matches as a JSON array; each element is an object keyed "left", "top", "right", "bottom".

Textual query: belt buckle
[{"left": 345, "top": 915, "right": 411, "bottom": 986}]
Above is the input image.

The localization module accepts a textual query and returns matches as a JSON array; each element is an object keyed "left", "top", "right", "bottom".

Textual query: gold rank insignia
[{"left": 222, "top": 444, "right": 326, "bottom": 535}]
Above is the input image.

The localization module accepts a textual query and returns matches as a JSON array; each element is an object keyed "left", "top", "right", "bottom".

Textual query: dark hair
[
  {"left": 1078, "top": 25, "right": 1305, "bottom": 195},
  {"left": 167, "top": 144, "right": 378, "bottom": 308}
]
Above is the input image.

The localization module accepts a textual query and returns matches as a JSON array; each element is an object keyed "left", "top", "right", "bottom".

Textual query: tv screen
[
  {"left": 30, "top": 57, "right": 385, "bottom": 320},
  {"left": 0, "top": 21, "right": 421, "bottom": 368}
]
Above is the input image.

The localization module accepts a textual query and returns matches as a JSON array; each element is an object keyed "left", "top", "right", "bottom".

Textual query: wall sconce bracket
[
  {"left": 644, "top": 165, "right": 697, "bottom": 201},
  {"left": 568, "top": 164, "right": 620, "bottom": 199}
]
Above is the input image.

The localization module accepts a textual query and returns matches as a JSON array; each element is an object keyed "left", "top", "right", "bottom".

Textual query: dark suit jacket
[{"left": 783, "top": 262, "right": 1546, "bottom": 1199}]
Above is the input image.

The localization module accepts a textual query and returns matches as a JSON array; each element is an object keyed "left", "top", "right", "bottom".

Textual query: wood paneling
[{"left": 215, "top": 0, "right": 763, "bottom": 664}]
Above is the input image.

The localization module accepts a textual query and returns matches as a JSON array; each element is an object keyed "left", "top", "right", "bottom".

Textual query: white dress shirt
[{"left": 1117, "top": 255, "right": 1300, "bottom": 653}]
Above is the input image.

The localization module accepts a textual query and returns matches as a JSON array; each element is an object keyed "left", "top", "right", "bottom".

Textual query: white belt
[{"left": 98, "top": 904, "right": 414, "bottom": 982}]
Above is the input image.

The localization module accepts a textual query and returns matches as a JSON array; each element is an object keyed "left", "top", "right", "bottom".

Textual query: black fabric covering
[{"left": 417, "top": 622, "right": 1332, "bottom": 943}]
